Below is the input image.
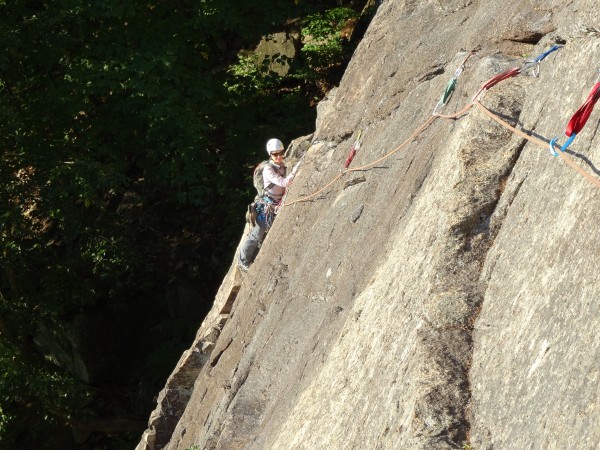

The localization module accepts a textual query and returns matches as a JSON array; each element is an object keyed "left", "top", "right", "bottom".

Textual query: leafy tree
[{"left": 0, "top": 0, "right": 372, "bottom": 447}]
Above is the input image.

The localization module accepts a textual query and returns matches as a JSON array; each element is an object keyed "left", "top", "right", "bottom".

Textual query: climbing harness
[
  {"left": 549, "top": 70, "right": 600, "bottom": 156},
  {"left": 255, "top": 196, "right": 277, "bottom": 229},
  {"left": 344, "top": 130, "right": 363, "bottom": 169},
  {"left": 433, "top": 50, "right": 477, "bottom": 114}
]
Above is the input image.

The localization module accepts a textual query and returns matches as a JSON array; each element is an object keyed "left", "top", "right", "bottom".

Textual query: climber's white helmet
[{"left": 266, "top": 138, "right": 285, "bottom": 155}]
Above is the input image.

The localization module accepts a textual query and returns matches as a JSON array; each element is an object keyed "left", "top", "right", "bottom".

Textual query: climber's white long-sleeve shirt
[{"left": 263, "top": 162, "right": 294, "bottom": 201}]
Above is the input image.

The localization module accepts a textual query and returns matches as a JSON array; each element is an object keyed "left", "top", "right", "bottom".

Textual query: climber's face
[{"left": 271, "top": 151, "right": 284, "bottom": 162}]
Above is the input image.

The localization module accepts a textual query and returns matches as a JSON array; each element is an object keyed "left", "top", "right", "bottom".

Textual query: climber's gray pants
[{"left": 239, "top": 216, "right": 268, "bottom": 266}]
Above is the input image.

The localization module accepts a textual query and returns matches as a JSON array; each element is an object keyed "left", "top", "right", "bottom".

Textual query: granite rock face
[{"left": 138, "top": 1, "right": 600, "bottom": 449}]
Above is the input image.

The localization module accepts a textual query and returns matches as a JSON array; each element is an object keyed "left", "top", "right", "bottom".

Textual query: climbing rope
[
  {"left": 433, "top": 102, "right": 474, "bottom": 120},
  {"left": 281, "top": 45, "right": 599, "bottom": 208},
  {"left": 284, "top": 105, "right": 472, "bottom": 206},
  {"left": 284, "top": 116, "right": 435, "bottom": 206},
  {"left": 475, "top": 101, "right": 600, "bottom": 189}
]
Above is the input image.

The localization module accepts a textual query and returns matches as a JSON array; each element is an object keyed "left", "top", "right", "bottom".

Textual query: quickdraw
[
  {"left": 283, "top": 46, "right": 600, "bottom": 207},
  {"left": 472, "top": 45, "right": 563, "bottom": 102},
  {"left": 520, "top": 44, "right": 563, "bottom": 77},
  {"left": 433, "top": 50, "right": 477, "bottom": 115},
  {"left": 343, "top": 129, "right": 363, "bottom": 169},
  {"left": 550, "top": 72, "right": 600, "bottom": 156}
]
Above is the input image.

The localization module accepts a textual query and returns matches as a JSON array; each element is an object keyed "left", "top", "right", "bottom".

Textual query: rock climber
[{"left": 238, "top": 138, "right": 299, "bottom": 272}]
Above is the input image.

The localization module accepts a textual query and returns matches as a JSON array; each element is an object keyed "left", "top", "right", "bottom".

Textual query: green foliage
[
  {"left": 0, "top": 0, "right": 371, "bottom": 447},
  {"left": 226, "top": 53, "right": 278, "bottom": 96},
  {"left": 303, "top": 7, "right": 357, "bottom": 40},
  {"left": 226, "top": 6, "right": 359, "bottom": 91},
  {"left": 0, "top": 405, "right": 9, "bottom": 440},
  {"left": 0, "top": 338, "right": 89, "bottom": 444},
  {"left": 301, "top": 7, "right": 358, "bottom": 73}
]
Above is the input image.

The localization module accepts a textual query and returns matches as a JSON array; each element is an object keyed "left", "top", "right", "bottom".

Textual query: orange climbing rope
[
  {"left": 345, "top": 117, "right": 436, "bottom": 172},
  {"left": 282, "top": 48, "right": 600, "bottom": 208},
  {"left": 474, "top": 101, "right": 600, "bottom": 190},
  {"left": 433, "top": 102, "right": 474, "bottom": 120},
  {"left": 284, "top": 117, "right": 435, "bottom": 206},
  {"left": 284, "top": 103, "right": 475, "bottom": 207},
  {"left": 284, "top": 172, "right": 346, "bottom": 205}
]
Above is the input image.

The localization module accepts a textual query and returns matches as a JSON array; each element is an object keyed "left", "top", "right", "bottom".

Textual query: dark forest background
[{"left": 0, "top": 0, "right": 375, "bottom": 448}]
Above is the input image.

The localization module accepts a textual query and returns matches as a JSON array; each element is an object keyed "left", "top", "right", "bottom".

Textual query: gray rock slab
[{"left": 137, "top": 1, "right": 600, "bottom": 449}]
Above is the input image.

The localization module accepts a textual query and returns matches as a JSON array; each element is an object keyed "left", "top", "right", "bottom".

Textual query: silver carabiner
[{"left": 520, "top": 60, "right": 540, "bottom": 77}]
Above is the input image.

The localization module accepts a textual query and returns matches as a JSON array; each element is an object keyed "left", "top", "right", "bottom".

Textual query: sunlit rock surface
[{"left": 138, "top": 1, "right": 600, "bottom": 448}]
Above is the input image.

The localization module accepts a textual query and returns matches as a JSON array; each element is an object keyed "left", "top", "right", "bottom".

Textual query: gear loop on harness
[{"left": 255, "top": 195, "right": 278, "bottom": 229}]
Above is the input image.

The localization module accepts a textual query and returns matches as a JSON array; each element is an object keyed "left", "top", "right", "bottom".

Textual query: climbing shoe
[{"left": 238, "top": 258, "right": 250, "bottom": 273}]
